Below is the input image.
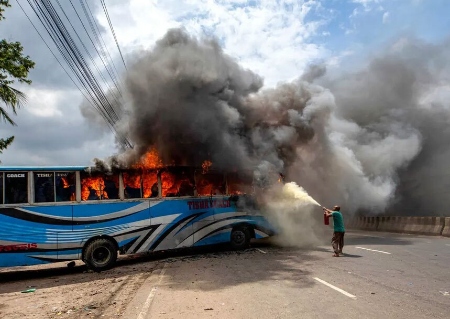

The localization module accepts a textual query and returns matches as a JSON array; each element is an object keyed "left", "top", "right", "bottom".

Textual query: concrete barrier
[
  {"left": 381, "top": 216, "right": 444, "bottom": 236},
  {"left": 442, "top": 217, "right": 450, "bottom": 237},
  {"left": 410, "top": 217, "right": 443, "bottom": 236},
  {"left": 346, "top": 216, "right": 362, "bottom": 229},
  {"left": 346, "top": 216, "right": 378, "bottom": 231},
  {"left": 378, "top": 216, "right": 395, "bottom": 232},
  {"left": 361, "top": 216, "right": 378, "bottom": 231},
  {"left": 346, "top": 216, "right": 446, "bottom": 236}
]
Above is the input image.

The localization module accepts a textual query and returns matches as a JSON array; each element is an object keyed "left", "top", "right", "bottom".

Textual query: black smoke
[{"left": 87, "top": 29, "right": 450, "bottom": 216}]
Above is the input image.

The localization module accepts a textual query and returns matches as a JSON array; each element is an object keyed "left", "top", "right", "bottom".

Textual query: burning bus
[{"left": 0, "top": 155, "right": 277, "bottom": 271}]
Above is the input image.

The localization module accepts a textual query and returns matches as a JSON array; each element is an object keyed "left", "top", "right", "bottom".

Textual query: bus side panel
[
  {"left": 71, "top": 201, "right": 152, "bottom": 254},
  {"left": 0, "top": 205, "right": 73, "bottom": 267},
  {"left": 148, "top": 199, "right": 194, "bottom": 252},
  {"left": 145, "top": 197, "right": 238, "bottom": 250},
  {"left": 192, "top": 197, "right": 236, "bottom": 247},
  {"left": 194, "top": 207, "right": 277, "bottom": 246}
]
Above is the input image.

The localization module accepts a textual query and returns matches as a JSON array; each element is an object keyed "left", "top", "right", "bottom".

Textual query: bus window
[
  {"left": 0, "top": 173, "right": 3, "bottom": 204},
  {"left": 226, "top": 171, "right": 253, "bottom": 195},
  {"left": 55, "top": 172, "right": 76, "bottom": 202},
  {"left": 195, "top": 171, "right": 225, "bottom": 196},
  {"left": 5, "top": 172, "right": 28, "bottom": 204},
  {"left": 103, "top": 174, "right": 119, "bottom": 199},
  {"left": 142, "top": 170, "right": 158, "bottom": 198},
  {"left": 81, "top": 172, "right": 119, "bottom": 201},
  {"left": 161, "top": 167, "right": 194, "bottom": 197},
  {"left": 34, "top": 172, "right": 55, "bottom": 203},
  {"left": 81, "top": 173, "right": 101, "bottom": 201},
  {"left": 123, "top": 171, "right": 142, "bottom": 199}
]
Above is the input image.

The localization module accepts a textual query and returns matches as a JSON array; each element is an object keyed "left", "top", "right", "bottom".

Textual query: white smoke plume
[
  {"left": 86, "top": 29, "right": 450, "bottom": 221},
  {"left": 260, "top": 182, "right": 327, "bottom": 247}
]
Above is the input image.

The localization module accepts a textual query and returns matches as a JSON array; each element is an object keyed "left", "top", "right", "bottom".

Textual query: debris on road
[{"left": 21, "top": 288, "right": 36, "bottom": 293}]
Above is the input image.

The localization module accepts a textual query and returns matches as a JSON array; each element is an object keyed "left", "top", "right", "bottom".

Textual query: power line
[
  {"left": 56, "top": 0, "right": 122, "bottom": 107},
  {"left": 84, "top": 0, "right": 123, "bottom": 89},
  {"left": 100, "top": 0, "right": 127, "bottom": 71},
  {"left": 26, "top": 0, "right": 117, "bottom": 132},
  {"left": 68, "top": 0, "right": 123, "bottom": 99},
  {"left": 14, "top": 0, "right": 95, "bottom": 112},
  {"left": 19, "top": 0, "right": 132, "bottom": 148}
]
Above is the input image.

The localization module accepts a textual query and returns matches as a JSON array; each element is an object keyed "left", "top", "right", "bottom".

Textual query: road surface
[
  {"left": 0, "top": 231, "right": 449, "bottom": 318},
  {"left": 123, "top": 231, "right": 450, "bottom": 319}
]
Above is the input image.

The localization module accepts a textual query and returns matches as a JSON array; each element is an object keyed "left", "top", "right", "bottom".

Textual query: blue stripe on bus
[{"left": 1, "top": 196, "right": 278, "bottom": 268}]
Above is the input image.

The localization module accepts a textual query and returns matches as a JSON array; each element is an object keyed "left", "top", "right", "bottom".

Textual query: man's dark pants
[{"left": 332, "top": 232, "right": 345, "bottom": 254}]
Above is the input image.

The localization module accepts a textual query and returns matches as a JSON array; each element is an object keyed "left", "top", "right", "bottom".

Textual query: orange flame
[
  {"left": 142, "top": 171, "right": 158, "bottom": 198},
  {"left": 202, "top": 160, "right": 212, "bottom": 174},
  {"left": 60, "top": 177, "right": 69, "bottom": 188},
  {"left": 133, "top": 148, "right": 163, "bottom": 170},
  {"left": 59, "top": 176, "right": 76, "bottom": 201},
  {"left": 81, "top": 176, "right": 107, "bottom": 201}
]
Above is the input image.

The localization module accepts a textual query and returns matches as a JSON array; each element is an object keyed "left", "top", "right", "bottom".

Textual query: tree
[{"left": 0, "top": 0, "right": 35, "bottom": 156}]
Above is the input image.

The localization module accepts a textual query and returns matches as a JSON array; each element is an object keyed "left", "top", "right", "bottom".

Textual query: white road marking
[
  {"left": 313, "top": 277, "right": 357, "bottom": 300},
  {"left": 137, "top": 263, "right": 168, "bottom": 319},
  {"left": 355, "top": 246, "right": 391, "bottom": 254},
  {"left": 445, "top": 244, "right": 450, "bottom": 247},
  {"left": 256, "top": 248, "right": 267, "bottom": 254}
]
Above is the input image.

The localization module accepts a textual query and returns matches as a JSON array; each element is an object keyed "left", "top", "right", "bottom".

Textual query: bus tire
[
  {"left": 83, "top": 238, "right": 117, "bottom": 272},
  {"left": 230, "top": 227, "right": 251, "bottom": 250}
]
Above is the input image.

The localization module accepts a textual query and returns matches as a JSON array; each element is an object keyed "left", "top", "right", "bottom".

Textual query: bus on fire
[{"left": 0, "top": 165, "right": 276, "bottom": 271}]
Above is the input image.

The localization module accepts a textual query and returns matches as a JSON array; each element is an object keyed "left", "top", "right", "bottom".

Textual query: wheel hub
[
  {"left": 93, "top": 247, "right": 110, "bottom": 264},
  {"left": 232, "top": 231, "right": 245, "bottom": 244}
]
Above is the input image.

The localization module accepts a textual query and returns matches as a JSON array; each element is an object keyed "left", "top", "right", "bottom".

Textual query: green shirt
[{"left": 331, "top": 211, "right": 345, "bottom": 232}]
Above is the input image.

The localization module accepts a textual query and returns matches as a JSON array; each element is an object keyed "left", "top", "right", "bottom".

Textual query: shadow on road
[
  {"left": 344, "top": 231, "right": 414, "bottom": 246},
  {"left": 339, "top": 253, "right": 362, "bottom": 258},
  {"left": 157, "top": 242, "right": 319, "bottom": 292},
  {"left": 0, "top": 240, "right": 320, "bottom": 294}
]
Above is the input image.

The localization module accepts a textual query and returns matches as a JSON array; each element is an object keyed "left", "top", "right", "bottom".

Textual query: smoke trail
[
  {"left": 279, "top": 182, "right": 321, "bottom": 207},
  {"left": 85, "top": 29, "right": 450, "bottom": 231},
  {"left": 261, "top": 182, "right": 326, "bottom": 247}
]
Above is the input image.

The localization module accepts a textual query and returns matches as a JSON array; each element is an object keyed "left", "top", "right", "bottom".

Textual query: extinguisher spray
[{"left": 322, "top": 206, "right": 330, "bottom": 225}]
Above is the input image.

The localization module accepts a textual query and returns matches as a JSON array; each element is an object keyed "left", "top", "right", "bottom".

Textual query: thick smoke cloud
[
  {"left": 116, "top": 29, "right": 263, "bottom": 170},
  {"left": 88, "top": 29, "right": 450, "bottom": 216}
]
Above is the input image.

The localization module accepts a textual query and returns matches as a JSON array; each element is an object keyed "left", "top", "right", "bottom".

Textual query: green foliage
[
  {"left": 0, "top": 0, "right": 35, "bottom": 157},
  {"left": 0, "top": 39, "right": 35, "bottom": 125},
  {"left": 0, "top": 136, "right": 13, "bottom": 154},
  {"left": 0, "top": 0, "right": 10, "bottom": 21}
]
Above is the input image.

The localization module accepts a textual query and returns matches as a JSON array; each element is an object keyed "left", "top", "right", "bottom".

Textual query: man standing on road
[{"left": 323, "top": 206, "right": 345, "bottom": 257}]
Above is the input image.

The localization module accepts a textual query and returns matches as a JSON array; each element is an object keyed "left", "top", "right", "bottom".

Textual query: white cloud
[
  {"left": 21, "top": 87, "right": 66, "bottom": 118},
  {"left": 352, "top": 0, "right": 382, "bottom": 10},
  {"left": 100, "top": 0, "right": 328, "bottom": 87},
  {"left": 382, "top": 11, "right": 390, "bottom": 24}
]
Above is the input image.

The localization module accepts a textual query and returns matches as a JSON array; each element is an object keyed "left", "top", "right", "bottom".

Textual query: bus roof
[{"left": 0, "top": 166, "right": 88, "bottom": 172}]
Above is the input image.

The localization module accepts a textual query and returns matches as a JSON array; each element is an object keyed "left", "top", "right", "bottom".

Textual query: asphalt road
[{"left": 123, "top": 231, "right": 450, "bottom": 319}]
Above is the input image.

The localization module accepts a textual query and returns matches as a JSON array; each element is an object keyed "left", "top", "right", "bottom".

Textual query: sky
[{"left": 0, "top": 0, "right": 449, "bottom": 166}]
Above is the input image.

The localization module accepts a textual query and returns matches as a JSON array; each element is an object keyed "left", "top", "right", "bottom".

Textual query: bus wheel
[
  {"left": 84, "top": 238, "right": 117, "bottom": 272},
  {"left": 230, "top": 227, "right": 251, "bottom": 250}
]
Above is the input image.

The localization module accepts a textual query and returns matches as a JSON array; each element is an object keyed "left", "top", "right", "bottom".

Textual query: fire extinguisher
[{"left": 324, "top": 213, "right": 330, "bottom": 225}]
